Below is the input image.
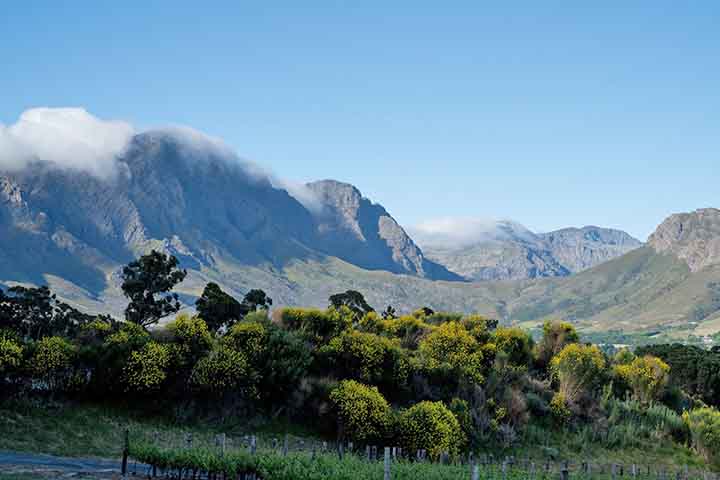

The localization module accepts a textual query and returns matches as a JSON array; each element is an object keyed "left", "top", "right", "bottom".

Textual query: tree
[
  {"left": 0, "top": 286, "right": 93, "bottom": 340},
  {"left": 684, "top": 407, "right": 720, "bottom": 464},
  {"left": 551, "top": 343, "right": 606, "bottom": 403},
  {"left": 615, "top": 355, "right": 670, "bottom": 404},
  {"left": 121, "top": 251, "right": 187, "bottom": 328},
  {"left": 242, "top": 289, "right": 273, "bottom": 311},
  {"left": 195, "top": 283, "right": 249, "bottom": 333},
  {"left": 492, "top": 327, "right": 534, "bottom": 367},
  {"left": 328, "top": 290, "right": 374, "bottom": 318},
  {"left": 536, "top": 320, "right": 580, "bottom": 369}
]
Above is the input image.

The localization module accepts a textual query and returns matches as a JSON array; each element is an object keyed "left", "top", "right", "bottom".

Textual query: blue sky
[{"left": 1, "top": 2, "right": 718, "bottom": 240}]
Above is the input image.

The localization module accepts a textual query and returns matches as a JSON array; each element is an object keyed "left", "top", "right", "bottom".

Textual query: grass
[{"left": 0, "top": 400, "right": 711, "bottom": 474}]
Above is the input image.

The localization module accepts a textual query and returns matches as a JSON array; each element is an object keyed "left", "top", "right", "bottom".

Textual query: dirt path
[{"left": 0, "top": 450, "right": 148, "bottom": 478}]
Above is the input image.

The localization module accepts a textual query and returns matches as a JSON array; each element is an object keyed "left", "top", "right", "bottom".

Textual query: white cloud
[
  {"left": 408, "top": 217, "right": 536, "bottom": 249},
  {"left": 0, "top": 107, "right": 134, "bottom": 179},
  {"left": 0, "top": 107, "right": 321, "bottom": 210}
]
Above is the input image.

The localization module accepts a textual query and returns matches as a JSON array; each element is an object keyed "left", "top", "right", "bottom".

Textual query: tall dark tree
[
  {"left": 0, "top": 286, "right": 94, "bottom": 340},
  {"left": 243, "top": 289, "right": 273, "bottom": 311},
  {"left": 329, "top": 290, "right": 374, "bottom": 318},
  {"left": 121, "top": 250, "right": 187, "bottom": 328},
  {"left": 195, "top": 283, "right": 249, "bottom": 333}
]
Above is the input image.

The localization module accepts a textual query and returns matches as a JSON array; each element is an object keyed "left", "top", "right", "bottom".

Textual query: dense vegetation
[{"left": 2, "top": 250, "right": 720, "bottom": 473}]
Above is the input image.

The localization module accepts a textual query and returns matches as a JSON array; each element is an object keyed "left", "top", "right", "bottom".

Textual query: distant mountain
[
  {"left": 0, "top": 130, "right": 456, "bottom": 315},
  {"left": 648, "top": 208, "right": 720, "bottom": 273},
  {"left": 410, "top": 220, "right": 641, "bottom": 281},
  {"left": 306, "top": 179, "right": 459, "bottom": 280}
]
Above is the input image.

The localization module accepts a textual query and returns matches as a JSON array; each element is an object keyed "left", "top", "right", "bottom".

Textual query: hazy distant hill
[{"left": 411, "top": 220, "right": 641, "bottom": 281}]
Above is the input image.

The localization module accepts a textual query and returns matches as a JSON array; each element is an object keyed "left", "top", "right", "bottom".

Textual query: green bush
[
  {"left": 190, "top": 345, "right": 255, "bottom": 396},
  {"left": 536, "top": 320, "right": 579, "bottom": 368},
  {"left": 684, "top": 407, "right": 720, "bottom": 464},
  {"left": 224, "top": 321, "right": 266, "bottom": 361},
  {"left": 614, "top": 355, "right": 670, "bottom": 405},
  {"left": 398, "top": 400, "right": 465, "bottom": 458},
  {"left": 166, "top": 314, "right": 213, "bottom": 361},
  {"left": 492, "top": 327, "right": 533, "bottom": 367},
  {"left": 280, "top": 307, "right": 352, "bottom": 344},
  {"left": 329, "top": 379, "right": 390, "bottom": 443},
  {"left": 418, "top": 321, "right": 493, "bottom": 385},
  {"left": 551, "top": 343, "right": 606, "bottom": 403},
  {"left": 30, "top": 336, "right": 77, "bottom": 392},
  {"left": 318, "top": 330, "right": 409, "bottom": 389},
  {"left": 0, "top": 331, "right": 23, "bottom": 375},
  {"left": 123, "top": 342, "right": 170, "bottom": 393}
]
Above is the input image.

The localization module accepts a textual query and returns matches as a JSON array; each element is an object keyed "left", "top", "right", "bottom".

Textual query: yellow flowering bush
[
  {"left": 225, "top": 321, "right": 266, "bottom": 360},
  {"left": 190, "top": 346, "right": 255, "bottom": 395},
  {"left": 684, "top": 407, "right": 720, "bottom": 464},
  {"left": 615, "top": 355, "right": 670, "bottom": 404},
  {"left": 166, "top": 314, "right": 212, "bottom": 361},
  {"left": 551, "top": 343, "right": 606, "bottom": 403},
  {"left": 106, "top": 322, "right": 150, "bottom": 348},
  {"left": 0, "top": 332, "right": 23, "bottom": 374},
  {"left": 31, "top": 336, "right": 77, "bottom": 391},
  {"left": 123, "top": 342, "right": 170, "bottom": 393},
  {"left": 492, "top": 327, "right": 534, "bottom": 366},
  {"left": 398, "top": 401, "right": 466, "bottom": 458},
  {"left": 319, "top": 331, "right": 410, "bottom": 390},
  {"left": 550, "top": 392, "right": 571, "bottom": 424},
  {"left": 329, "top": 380, "right": 390, "bottom": 443},
  {"left": 419, "top": 321, "right": 490, "bottom": 384}
]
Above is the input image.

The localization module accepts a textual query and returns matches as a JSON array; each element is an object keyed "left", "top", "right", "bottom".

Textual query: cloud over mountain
[
  {"left": 0, "top": 108, "right": 135, "bottom": 179},
  {"left": 0, "top": 107, "right": 320, "bottom": 210}
]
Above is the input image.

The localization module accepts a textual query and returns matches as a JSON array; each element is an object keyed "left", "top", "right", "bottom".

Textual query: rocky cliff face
[
  {"left": 306, "top": 180, "right": 459, "bottom": 280},
  {"left": 648, "top": 208, "right": 720, "bottom": 272},
  {"left": 0, "top": 133, "right": 460, "bottom": 309},
  {"left": 416, "top": 221, "right": 641, "bottom": 281},
  {"left": 540, "top": 226, "right": 643, "bottom": 273}
]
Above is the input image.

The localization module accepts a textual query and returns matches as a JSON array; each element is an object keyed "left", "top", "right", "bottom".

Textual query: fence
[{"left": 121, "top": 428, "right": 718, "bottom": 480}]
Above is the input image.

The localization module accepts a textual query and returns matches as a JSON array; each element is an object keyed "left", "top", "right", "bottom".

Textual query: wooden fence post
[
  {"left": 250, "top": 435, "right": 257, "bottom": 455},
  {"left": 472, "top": 462, "right": 480, "bottom": 480},
  {"left": 283, "top": 434, "right": 289, "bottom": 456},
  {"left": 121, "top": 428, "right": 129, "bottom": 477},
  {"left": 384, "top": 447, "right": 391, "bottom": 480}
]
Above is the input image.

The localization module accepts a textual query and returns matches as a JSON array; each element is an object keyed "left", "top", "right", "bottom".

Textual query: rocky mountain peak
[{"left": 648, "top": 208, "right": 720, "bottom": 272}]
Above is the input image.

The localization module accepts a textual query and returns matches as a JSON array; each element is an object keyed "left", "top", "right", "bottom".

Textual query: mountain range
[{"left": 1, "top": 127, "right": 719, "bottom": 338}]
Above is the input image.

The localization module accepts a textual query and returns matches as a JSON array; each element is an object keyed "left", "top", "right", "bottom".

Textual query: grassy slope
[
  {"left": 0, "top": 401, "right": 709, "bottom": 472},
  {"left": 37, "top": 245, "right": 720, "bottom": 337}
]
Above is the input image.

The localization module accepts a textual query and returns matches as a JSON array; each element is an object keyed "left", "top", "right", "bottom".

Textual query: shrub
[
  {"left": 166, "top": 314, "right": 213, "bottom": 361},
  {"left": 224, "top": 321, "right": 266, "bottom": 361},
  {"left": 551, "top": 343, "right": 606, "bottom": 403},
  {"left": 398, "top": 401, "right": 465, "bottom": 458},
  {"left": 536, "top": 320, "right": 579, "bottom": 368},
  {"left": 190, "top": 346, "right": 255, "bottom": 396},
  {"left": 329, "top": 380, "right": 390, "bottom": 443},
  {"left": 255, "top": 325, "right": 312, "bottom": 408},
  {"left": 280, "top": 307, "right": 352, "bottom": 344},
  {"left": 106, "top": 322, "right": 150, "bottom": 348},
  {"left": 492, "top": 327, "right": 533, "bottom": 367},
  {"left": 419, "top": 321, "right": 492, "bottom": 385},
  {"left": 123, "top": 342, "right": 170, "bottom": 393},
  {"left": 0, "top": 331, "right": 23, "bottom": 375},
  {"left": 684, "top": 407, "right": 720, "bottom": 464},
  {"left": 550, "top": 392, "right": 571, "bottom": 424},
  {"left": 615, "top": 355, "right": 670, "bottom": 404},
  {"left": 31, "top": 336, "right": 77, "bottom": 392},
  {"left": 318, "top": 330, "right": 408, "bottom": 389}
]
